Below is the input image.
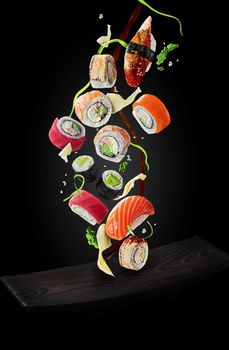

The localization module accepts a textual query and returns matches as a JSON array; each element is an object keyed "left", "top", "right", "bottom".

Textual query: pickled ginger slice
[
  {"left": 97, "top": 224, "right": 114, "bottom": 277},
  {"left": 106, "top": 87, "right": 141, "bottom": 114},
  {"left": 58, "top": 142, "right": 72, "bottom": 163}
]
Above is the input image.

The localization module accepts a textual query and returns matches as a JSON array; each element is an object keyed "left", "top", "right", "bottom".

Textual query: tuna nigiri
[
  {"left": 69, "top": 190, "right": 108, "bottom": 225},
  {"left": 124, "top": 16, "right": 156, "bottom": 87},
  {"left": 75, "top": 90, "right": 112, "bottom": 128},
  {"left": 106, "top": 195, "right": 155, "bottom": 240},
  {"left": 132, "top": 94, "right": 171, "bottom": 134}
]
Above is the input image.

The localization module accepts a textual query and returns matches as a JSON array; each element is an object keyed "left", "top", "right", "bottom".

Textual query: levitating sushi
[
  {"left": 75, "top": 90, "right": 112, "bottom": 128},
  {"left": 94, "top": 125, "right": 131, "bottom": 163},
  {"left": 132, "top": 94, "right": 170, "bottom": 134},
  {"left": 106, "top": 195, "right": 155, "bottom": 240},
  {"left": 119, "top": 236, "right": 148, "bottom": 271},
  {"left": 48, "top": 117, "right": 86, "bottom": 151},
  {"left": 96, "top": 170, "right": 123, "bottom": 199},
  {"left": 124, "top": 16, "right": 156, "bottom": 87},
  {"left": 69, "top": 190, "right": 108, "bottom": 225},
  {"left": 72, "top": 155, "right": 97, "bottom": 182},
  {"left": 89, "top": 54, "right": 117, "bottom": 88}
]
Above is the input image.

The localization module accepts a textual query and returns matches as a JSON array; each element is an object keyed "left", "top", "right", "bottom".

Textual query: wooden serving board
[{"left": 1, "top": 236, "right": 229, "bottom": 311}]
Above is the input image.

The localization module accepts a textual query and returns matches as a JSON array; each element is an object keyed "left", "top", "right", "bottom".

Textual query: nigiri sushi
[
  {"left": 132, "top": 94, "right": 170, "bottom": 134},
  {"left": 119, "top": 236, "right": 148, "bottom": 271},
  {"left": 75, "top": 90, "right": 112, "bottom": 128},
  {"left": 106, "top": 195, "right": 155, "bottom": 240},
  {"left": 48, "top": 117, "right": 86, "bottom": 151},
  {"left": 69, "top": 190, "right": 108, "bottom": 225},
  {"left": 124, "top": 16, "right": 156, "bottom": 87},
  {"left": 89, "top": 54, "right": 117, "bottom": 89},
  {"left": 94, "top": 125, "right": 131, "bottom": 163}
]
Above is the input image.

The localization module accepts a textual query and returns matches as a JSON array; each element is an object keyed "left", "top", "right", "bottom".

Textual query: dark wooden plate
[{"left": 1, "top": 236, "right": 229, "bottom": 311}]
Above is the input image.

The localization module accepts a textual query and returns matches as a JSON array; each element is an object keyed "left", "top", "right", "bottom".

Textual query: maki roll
[
  {"left": 48, "top": 117, "right": 86, "bottom": 151},
  {"left": 96, "top": 170, "right": 123, "bottom": 199},
  {"left": 69, "top": 190, "right": 108, "bottom": 225},
  {"left": 94, "top": 125, "right": 131, "bottom": 163},
  {"left": 72, "top": 155, "right": 97, "bottom": 182},
  {"left": 132, "top": 94, "right": 170, "bottom": 134},
  {"left": 119, "top": 236, "right": 149, "bottom": 271},
  {"left": 89, "top": 54, "right": 117, "bottom": 88},
  {"left": 75, "top": 90, "right": 112, "bottom": 128}
]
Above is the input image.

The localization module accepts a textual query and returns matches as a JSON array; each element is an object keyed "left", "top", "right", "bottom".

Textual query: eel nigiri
[
  {"left": 132, "top": 94, "right": 171, "bottom": 134},
  {"left": 124, "top": 16, "right": 156, "bottom": 87},
  {"left": 48, "top": 117, "right": 86, "bottom": 151},
  {"left": 106, "top": 195, "right": 155, "bottom": 240},
  {"left": 75, "top": 90, "right": 112, "bottom": 128},
  {"left": 69, "top": 190, "right": 108, "bottom": 225}
]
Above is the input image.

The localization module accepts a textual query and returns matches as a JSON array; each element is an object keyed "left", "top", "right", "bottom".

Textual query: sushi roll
[
  {"left": 89, "top": 54, "right": 117, "bottom": 88},
  {"left": 69, "top": 190, "right": 108, "bottom": 225},
  {"left": 48, "top": 117, "right": 86, "bottom": 151},
  {"left": 72, "top": 155, "right": 97, "bottom": 182},
  {"left": 132, "top": 94, "right": 170, "bottom": 134},
  {"left": 124, "top": 16, "right": 156, "bottom": 87},
  {"left": 75, "top": 90, "right": 112, "bottom": 128},
  {"left": 94, "top": 125, "right": 131, "bottom": 163},
  {"left": 96, "top": 170, "right": 123, "bottom": 199},
  {"left": 106, "top": 195, "right": 155, "bottom": 240},
  {"left": 119, "top": 236, "right": 149, "bottom": 271}
]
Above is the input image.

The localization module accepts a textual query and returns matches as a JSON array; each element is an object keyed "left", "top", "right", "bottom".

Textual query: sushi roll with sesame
[
  {"left": 48, "top": 117, "right": 86, "bottom": 151},
  {"left": 119, "top": 236, "right": 149, "bottom": 271},
  {"left": 94, "top": 125, "right": 131, "bottom": 163},
  {"left": 72, "top": 155, "right": 97, "bottom": 182},
  {"left": 75, "top": 90, "right": 112, "bottom": 128},
  {"left": 89, "top": 54, "right": 117, "bottom": 89},
  {"left": 96, "top": 170, "right": 123, "bottom": 199}
]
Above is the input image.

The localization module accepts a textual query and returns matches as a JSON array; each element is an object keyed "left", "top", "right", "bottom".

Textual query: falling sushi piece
[
  {"left": 75, "top": 90, "right": 112, "bottom": 128},
  {"left": 132, "top": 94, "right": 170, "bottom": 134},
  {"left": 48, "top": 117, "right": 86, "bottom": 151},
  {"left": 72, "top": 155, "right": 97, "bottom": 182},
  {"left": 96, "top": 170, "right": 123, "bottom": 200},
  {"left": 119, "top": 236, "right": 149, "bottom": 271},
  {"left": 58, "top": 142, "right": 72, "bottom": 163},
  {"left": 68, "top": 190, "right": 108, "bottom": 225},
  {"left": 106, "top": 195, "right": 155, "bottom": 240},
  {"left": 124, "top": 16, "right": 156, "bottom": 87},
  {"left": 89, "top": 54, "right": 117, "bottom": 89},
  {"left": 94, "top": 125, "right": 131, "bottom": 163},
  {"left": 106, "top": 87, "right": 141, "bottom": 114}
]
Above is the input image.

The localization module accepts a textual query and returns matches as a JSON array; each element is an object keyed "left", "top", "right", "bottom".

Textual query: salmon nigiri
[
  {"left": 132, "top": 94, "right": 171, "bottom": 134},
  {"left": 124, "top": 16, "right": 156, "bottom": 87},
  {"left": 106, "top": 195, "right": 155, "bottom": 240}
]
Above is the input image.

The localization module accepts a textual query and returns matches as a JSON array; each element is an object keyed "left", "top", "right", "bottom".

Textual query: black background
[{"left": 1, "top": 0, "right": 228, "bottom": 325}]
